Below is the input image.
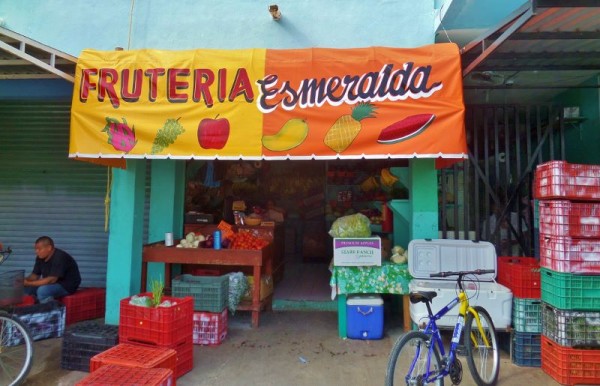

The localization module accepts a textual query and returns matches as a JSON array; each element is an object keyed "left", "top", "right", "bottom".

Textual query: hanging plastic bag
[{"left": 328, "top": 213, "right": 372, "bottom": 238}]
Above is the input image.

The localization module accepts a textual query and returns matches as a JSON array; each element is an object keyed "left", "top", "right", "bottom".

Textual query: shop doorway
[
  {"left": 184, "top": 159, "right": 409, "bottom": 307},
  {"left": 439, "top": 104, "right": 567, "bottom": 257}
]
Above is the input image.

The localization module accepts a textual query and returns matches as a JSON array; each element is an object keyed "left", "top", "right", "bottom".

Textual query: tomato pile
[{"left": 229, "top": 231, "right": 270, "bottom": 250}]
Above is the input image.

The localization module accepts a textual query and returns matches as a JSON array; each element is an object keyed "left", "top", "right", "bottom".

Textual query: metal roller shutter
[{"left": 0, "top": 101, "right": 110, "bottom": 287}]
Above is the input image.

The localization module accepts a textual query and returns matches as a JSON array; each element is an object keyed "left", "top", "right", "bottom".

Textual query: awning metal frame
[
  {"left": 0, "top": 26, "right": 76, "bottom": 83},
  {"left": 461, "top": 0, "right": 600, "bottom": 77}
]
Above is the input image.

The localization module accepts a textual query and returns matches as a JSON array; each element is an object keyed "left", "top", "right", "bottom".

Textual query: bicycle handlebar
[
  {"left": 430, "top": 269, "right": 495, "bottom": 278},
  {"left": 0, "top": 247, "right": 12, "bottom": 264}
]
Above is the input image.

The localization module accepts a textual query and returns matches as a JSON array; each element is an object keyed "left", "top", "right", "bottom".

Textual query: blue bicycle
[
  {"left": 385, "top": 269, "right": 500, "bottom": 386},
  {"left": 0, "top": 246, "right": 34, "bottom": 386}
]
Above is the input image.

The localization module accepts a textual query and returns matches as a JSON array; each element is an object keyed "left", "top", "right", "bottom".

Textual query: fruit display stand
[
  {"left": 141, "top": 241, "right": 274, "bottom": 328},
  {"left": 184, "top": 222, "right": 285, "bottom": 284}
]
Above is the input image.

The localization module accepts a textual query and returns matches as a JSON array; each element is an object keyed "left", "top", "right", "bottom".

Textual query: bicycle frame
[{"left": 409, "top": 290, "right": 489, "bottom": 384}]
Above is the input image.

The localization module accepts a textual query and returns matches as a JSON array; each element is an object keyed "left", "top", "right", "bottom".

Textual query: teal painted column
[
  {"left": 147, "top": 160, "right": 186, "bottom": 288},
  {"left": 105, "top": 160, "right": 147, "bottom": 325},
  {"left": 409, "top": 159, "right": 439, "bottom": 240}
]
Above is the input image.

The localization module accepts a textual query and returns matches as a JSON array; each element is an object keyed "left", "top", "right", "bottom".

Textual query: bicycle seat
[{"left": 409, "top": 291, "right": 437, "bottom": 304}]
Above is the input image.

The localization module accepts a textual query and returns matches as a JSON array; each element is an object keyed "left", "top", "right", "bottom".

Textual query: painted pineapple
[{"left": 324, "top": 102, "right": 377, "bottom": 153}]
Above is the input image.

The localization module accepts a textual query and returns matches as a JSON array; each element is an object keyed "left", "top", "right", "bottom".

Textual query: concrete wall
[{"left": 0, "top": 0, "right": 436, "bottom": 57}]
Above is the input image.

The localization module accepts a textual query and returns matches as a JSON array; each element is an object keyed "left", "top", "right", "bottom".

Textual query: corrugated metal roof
[
  {"left": 461, "top": 0, "right": 600, "bottom": 104},
  {"left": 0, "top": 27, "right": 76, "bottom": 82}
]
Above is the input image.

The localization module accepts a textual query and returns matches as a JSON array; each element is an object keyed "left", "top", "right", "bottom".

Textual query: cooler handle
[{"left": 357, "top": 306, "right": 374, "bottom": 316}]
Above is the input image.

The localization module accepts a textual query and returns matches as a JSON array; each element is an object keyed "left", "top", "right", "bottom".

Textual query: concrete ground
[{"left": 23, "top": 310, "right": 559, "bottom": 386}]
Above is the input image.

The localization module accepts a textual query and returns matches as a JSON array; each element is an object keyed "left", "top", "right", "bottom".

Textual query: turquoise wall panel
[{"left": 0, "top": 0, "right": 435, "bottom": 56}]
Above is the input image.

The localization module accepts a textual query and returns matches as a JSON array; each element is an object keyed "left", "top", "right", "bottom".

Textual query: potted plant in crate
[{"left": 118, "top": 276, "right": 194, "bottom": 347}]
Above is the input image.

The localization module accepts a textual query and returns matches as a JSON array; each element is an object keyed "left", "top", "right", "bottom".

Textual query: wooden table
[{"left": 142, "top": 242, "right": 274, "bottom": 328}]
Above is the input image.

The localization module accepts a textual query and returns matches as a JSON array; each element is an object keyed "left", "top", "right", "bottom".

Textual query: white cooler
[{"left": 408, "top": 239, "right": 512, "bottom": 329}]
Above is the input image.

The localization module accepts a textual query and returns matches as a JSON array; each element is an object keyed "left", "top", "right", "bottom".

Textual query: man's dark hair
[{"left": 35, "top": 236, "right": 54, "bottom": 247}]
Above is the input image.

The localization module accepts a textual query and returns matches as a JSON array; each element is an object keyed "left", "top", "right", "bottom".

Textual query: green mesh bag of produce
[{"left": 227, "top": 272, "right": 248, "bottom": 314}]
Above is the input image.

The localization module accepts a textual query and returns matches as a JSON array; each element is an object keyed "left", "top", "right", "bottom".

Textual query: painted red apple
[{"left": 198, "top": 115, "right": 230, "bottom": 149}]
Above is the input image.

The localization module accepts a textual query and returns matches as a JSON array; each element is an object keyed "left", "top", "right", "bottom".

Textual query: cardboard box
[
  {"left": 333, "top": 237, "right": 382, "bottom": 266},
  {"left": 184, "top": 212, "right": 214, "bottom": 224},
  {"left": 242, "top": 275, "right": 274, "bottom": 301}
]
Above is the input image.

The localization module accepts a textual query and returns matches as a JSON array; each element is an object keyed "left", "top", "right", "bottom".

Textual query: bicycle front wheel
[
  {"left": 0, "top": 311, "right": 34, "bottom": 386},
  {"left": 464, "top": 306, "right": 499, "bottom": 386},
  {"left": 385, "top": 331, "right": 444, "bottom": 386}
]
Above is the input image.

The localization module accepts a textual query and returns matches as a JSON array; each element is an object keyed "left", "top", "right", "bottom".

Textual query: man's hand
[{"left": 24, "top": 276, "right": 58, "bottom": 287}]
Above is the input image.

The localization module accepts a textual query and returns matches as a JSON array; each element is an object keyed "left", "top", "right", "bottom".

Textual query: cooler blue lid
[
  {"left": 347, "top": 294, "right": 383, "bottom": 306},
  {"left": 408, "top": 239, "right": 497, "bottom": 281}
]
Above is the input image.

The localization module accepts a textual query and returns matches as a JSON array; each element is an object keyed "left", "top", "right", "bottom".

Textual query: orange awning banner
[{"left": 69, "top": 43, "right": 467, "bottom": 167}]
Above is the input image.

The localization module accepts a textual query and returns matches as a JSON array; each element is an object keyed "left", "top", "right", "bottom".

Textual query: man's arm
[{"left": 24, "top": 275, "right": 58, "bottom": 287}]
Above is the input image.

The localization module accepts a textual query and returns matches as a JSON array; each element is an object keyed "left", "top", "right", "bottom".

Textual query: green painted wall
[
  {"left": 105, "top": 160, "right": 147, "bottom": 324},
  {"left": 556, "top": 76, "right": 600, "bottom": 164},
  {"left": 146, "top": 160, "right": 186, "bottom": 288},
  {"left": 409, "top": 159, "right": 439, "bottom": 240}
]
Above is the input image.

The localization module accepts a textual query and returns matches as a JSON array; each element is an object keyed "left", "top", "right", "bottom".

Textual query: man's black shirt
[{"left": 32, "top": 248, "right": 81, "bottom": 294}]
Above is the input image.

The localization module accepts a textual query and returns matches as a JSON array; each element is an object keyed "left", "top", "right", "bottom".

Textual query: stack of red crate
[
  {"left": 497, "top": 256, "right": 542, "bottom": 367},
  {"left": 77, "top": 344, "right": 177, "bottom": 385},
  {"left": 76, "top": 364, "right": 173, "bottom": 386},
  {"left": 534, "top": 160, "right": 600, "bottom": 385},
  {"left": 118, "top": 293, "right": 194, "bottom": 379}
]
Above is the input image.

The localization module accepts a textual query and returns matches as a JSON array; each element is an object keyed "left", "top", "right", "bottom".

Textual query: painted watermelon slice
[{"left": 377, "top": 114, "right": 436, "bottom": 144}]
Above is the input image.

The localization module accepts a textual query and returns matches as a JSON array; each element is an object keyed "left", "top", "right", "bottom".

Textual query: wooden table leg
[
  {"left": 141, "top": 262, "right": 148, "bottom": 292},
  {"left": 402, "top": 294, "right": 412, "bottom": 331},
  {"left": 337, "top": 294, "right": 347, "bottom": 338},
  {"left": 251, "top": 264, "right": 261, "bottom": 328},
  {"left": 164, "top": 263, "right": 172, "bottom": 294}
]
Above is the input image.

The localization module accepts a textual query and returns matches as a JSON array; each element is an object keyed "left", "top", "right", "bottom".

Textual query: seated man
[{"left": 24, "top": 236, "right": 81, "bottom": 303}]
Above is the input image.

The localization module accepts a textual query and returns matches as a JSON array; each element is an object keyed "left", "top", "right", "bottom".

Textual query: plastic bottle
[{"left": 213, "top": 230, "right": 221, "bottom": 250}]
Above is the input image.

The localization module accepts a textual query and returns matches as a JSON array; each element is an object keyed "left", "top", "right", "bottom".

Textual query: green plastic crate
[
  {"left": 172, "top": 274, "right": 228, "bottom": 312},
  {"left": 512, "top": 298, "right": 542, "bottom": 333},
  {"left": 540, "top": 268, "right": 600, "bottom": 311}
]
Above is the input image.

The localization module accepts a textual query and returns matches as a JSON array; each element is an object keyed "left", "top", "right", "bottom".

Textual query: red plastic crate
[
  {"left": 193, "top": 309, "right": 228, "bottom": 346},
  {"left": 59, "top": 288, "right": 106, "bottom": 325},
  {"left": 129, "top": 337, "right": 194, "bottom": 379},
  {"left": 539, "top": 200, "right": 600, "bottom": 238},
  {"left": 534, "top": 161, "right": 600, "bottom": 201},
  {"left": 540, "top": 234, "right": 600, "bottom": 274},
  {"left": 119, "top": 293, "right": 193, "bottom": 346},
  {"left": 174, "top": 338, "right": 194, "bottom": 378},
  {"left": 497, "top": 257, "right": 541, "bottom": 298},
  {"left": 541, "top": 335, "right": 600, "bottom": 385},
  {"left": 90, "top": 343, "right": 177, "bottom": 376},
  {"left": 76, "top": 364, "right": 173, "bottom": 386},
  {"left": 15, "top": 295, "right": 35, "bottom": 307}
]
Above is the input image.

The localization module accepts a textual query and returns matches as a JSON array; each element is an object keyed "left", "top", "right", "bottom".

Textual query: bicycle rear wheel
[
  {"left": 385, "top": 331, "right": 444, "bottom": 386},
  {"left": 464, "top": 306, "right": 499, "bottom": 386},
  {"left": 0, "top": 311, "right": 34, "bottom": 386}
]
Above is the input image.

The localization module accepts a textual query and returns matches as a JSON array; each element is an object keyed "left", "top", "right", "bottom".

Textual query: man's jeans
[{"left": 25, "top": 283, "right": 70, "bottom": 303}]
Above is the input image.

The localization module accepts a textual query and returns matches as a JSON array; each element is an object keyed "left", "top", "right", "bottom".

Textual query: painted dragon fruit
[{"left": 102, "top": 117, "right": 138, "bottom": 153}]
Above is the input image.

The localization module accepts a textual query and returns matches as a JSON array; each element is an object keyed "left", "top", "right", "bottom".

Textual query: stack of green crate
[{"left": 535, "top": 160, "right": 600, "bottom": 385}]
